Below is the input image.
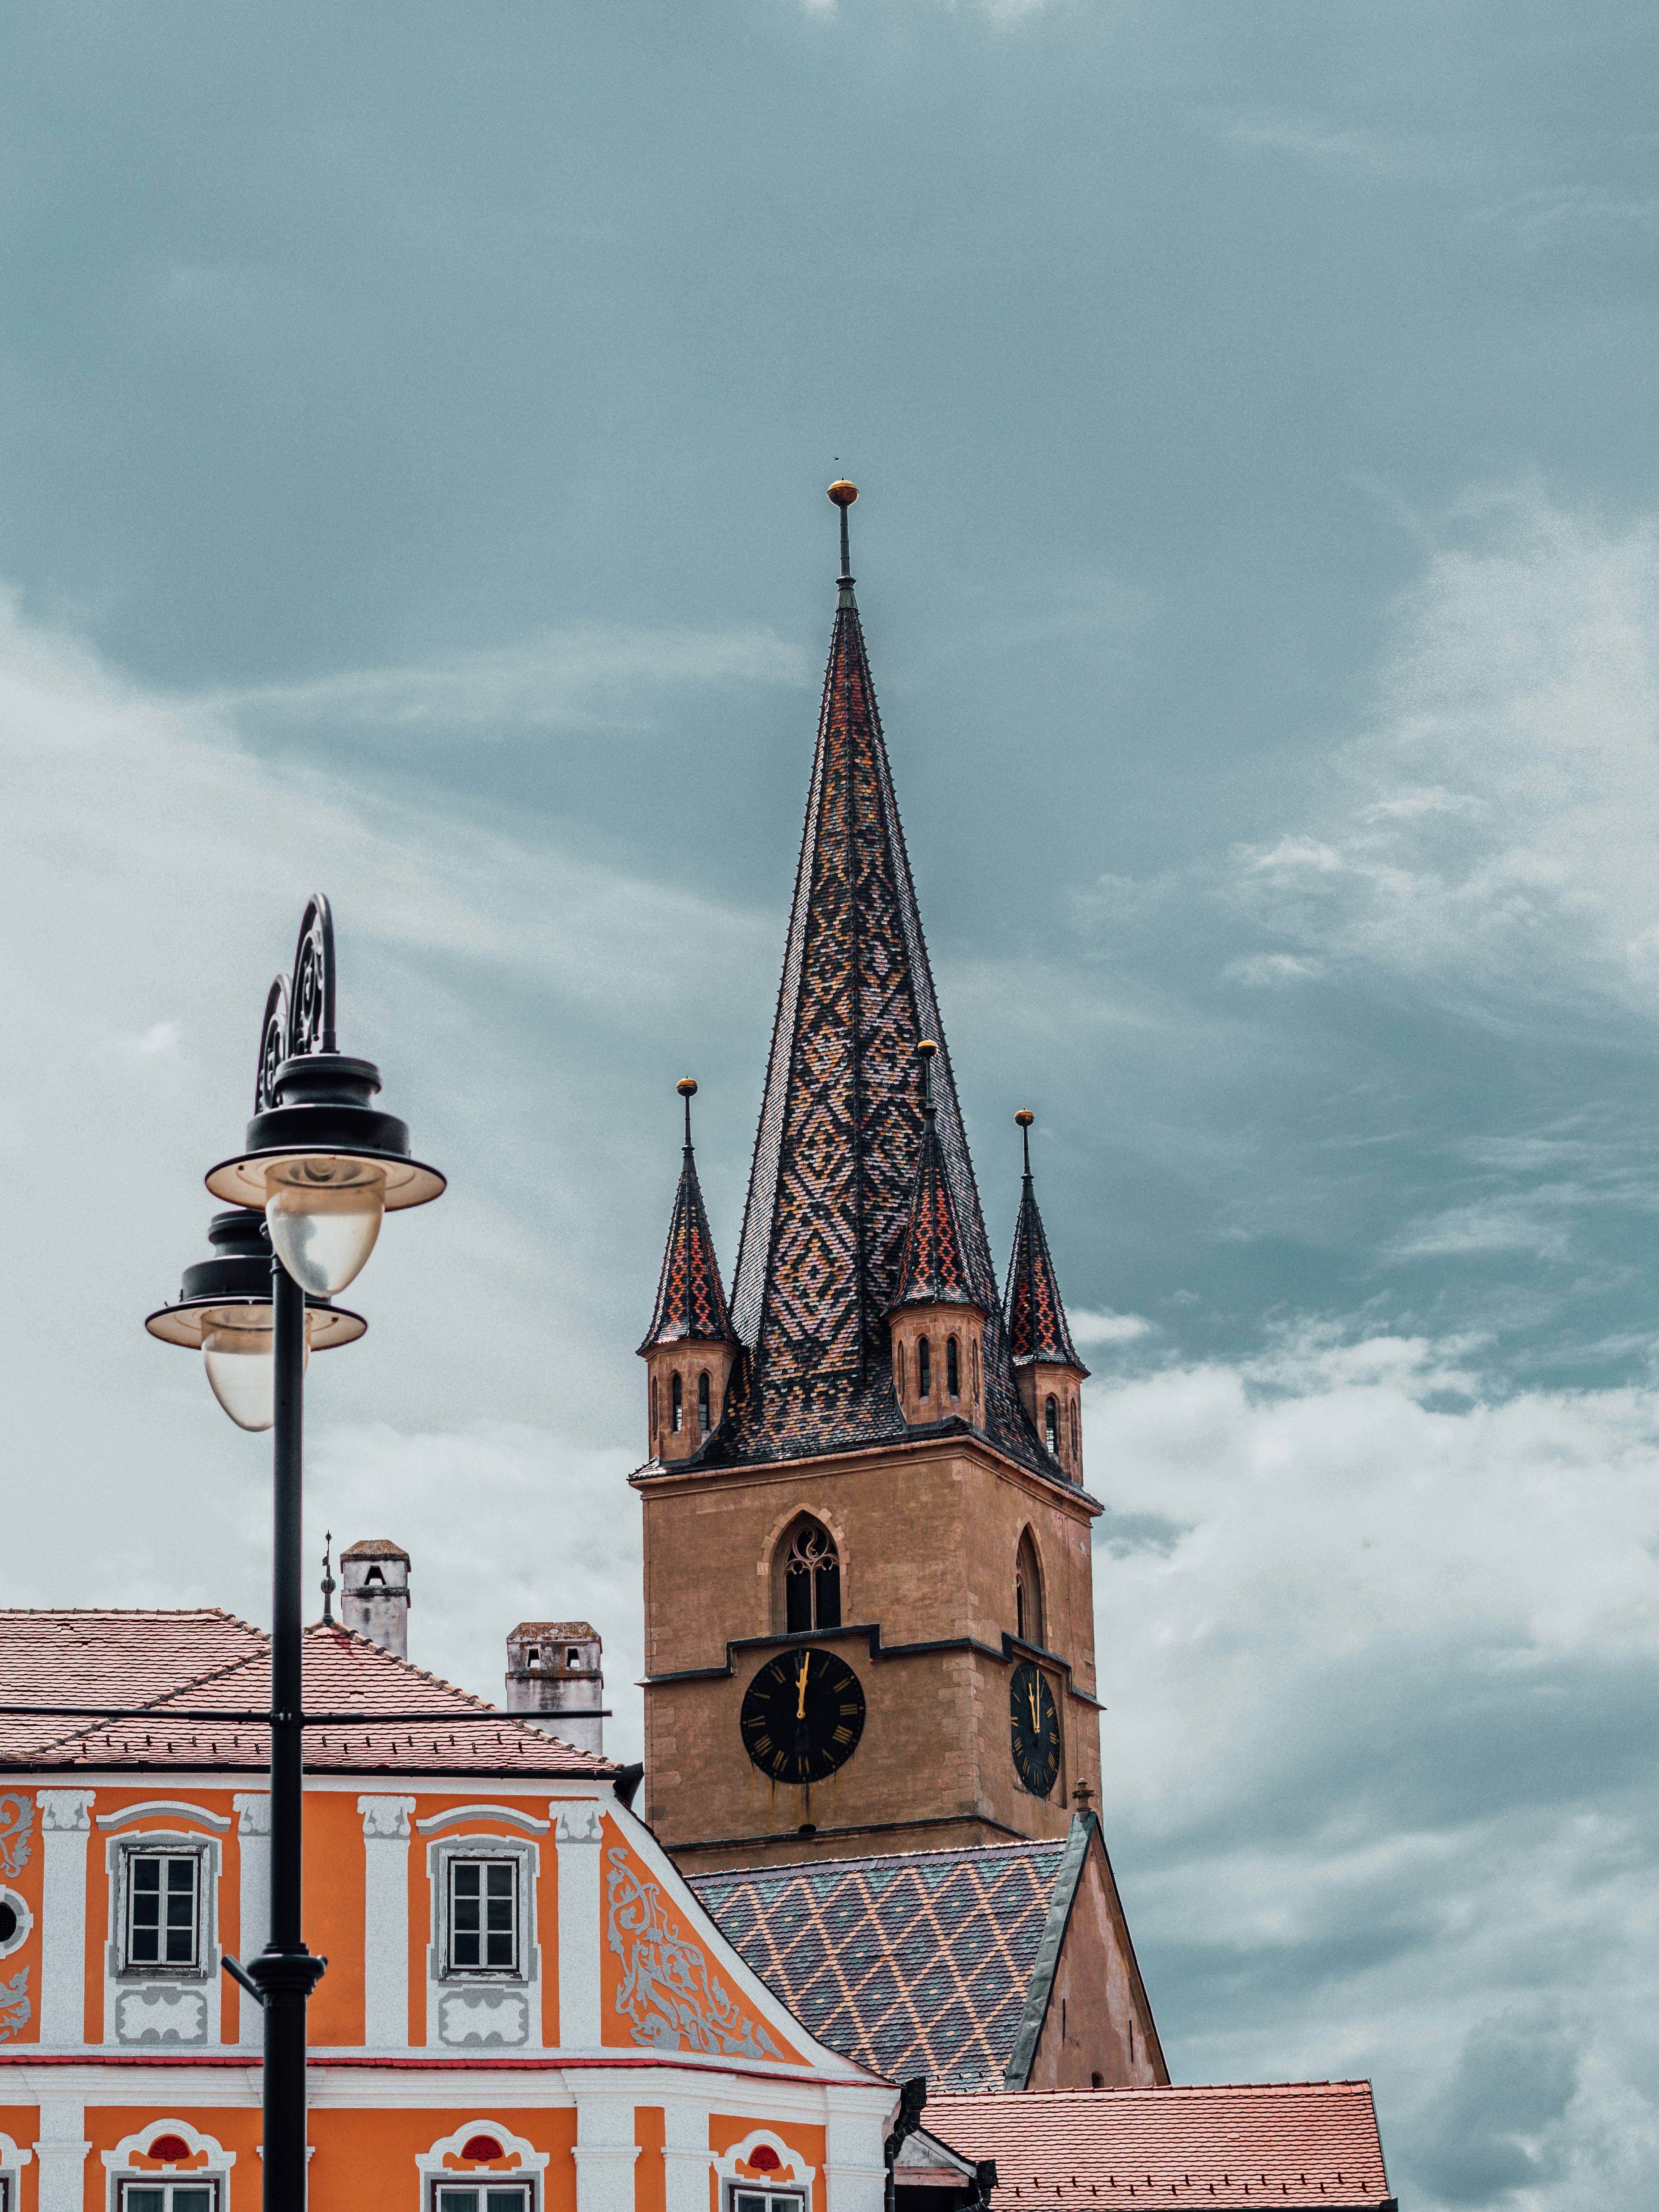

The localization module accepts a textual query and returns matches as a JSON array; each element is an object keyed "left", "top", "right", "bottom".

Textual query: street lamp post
[{"left": 146, "top": 893, "right": 444, "bottom": 2209}]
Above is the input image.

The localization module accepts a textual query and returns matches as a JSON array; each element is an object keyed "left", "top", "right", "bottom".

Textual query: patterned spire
[
  {"left": 891, "top": 1044, "right": 977, "bottom": 1311},
  {"left": 711, "top": 487, "right": 1044, "bottom": 1471},
  {"left": 639, "top": 1079, "right": 735, "bottom": 1351},
  {"left": 1005, "top": 1112, "right": 1086, "bottom": 1372}
]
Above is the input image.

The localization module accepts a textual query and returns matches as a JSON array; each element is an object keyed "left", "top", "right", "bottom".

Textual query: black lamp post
[{"left": 145, "top": 893, "right": 444, "bottom": 2209}]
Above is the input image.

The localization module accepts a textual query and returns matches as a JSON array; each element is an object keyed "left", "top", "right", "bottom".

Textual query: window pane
[
  {"left": 735, "top": 2196, "right": 768, "bottom": 2212},
  {"left": 486, "top": 1864, "right": 513, "bottom": 1897},
  {"left": 485, "top": 1899, "right": 514, "bottom": 1930},
  {"left": 133, "top": 1859, "right": 160, "bottom": 1893},
  {"left": 486, "top": 2193, "right": 529, "bottom": 2212},
  {"left": 437, "top": 2193, "right": 479, "bottom": 2212},
  {"left": 453, "top": 1864, "right": 480, "bottom": 1897},
  {"left": 122, "top": 2193, "right": 166, "bottom": 2212},
  {"left": 174, "top": 2192, "right": 215, "bottom": 2212},
  {"left": 166, "top": 1861, "right": 194, "bottom": 1893},
  {"left": 486, "top": 1932, "right": 514, "bottom": 1966}
]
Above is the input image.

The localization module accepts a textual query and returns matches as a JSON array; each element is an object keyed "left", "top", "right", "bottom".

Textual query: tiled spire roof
[
  {"left": 1005, "top": 1114, "right": 1086, "bottom": 1372},
  {"left": 708, "top": 489, "right": 1043, "bottom": 1473},
  {"left": 639, "top": 1080, "right": 735, "bottom": 1351},
  {"left": 891, "top": 1046, "right": 979, "bottom": 1311}
]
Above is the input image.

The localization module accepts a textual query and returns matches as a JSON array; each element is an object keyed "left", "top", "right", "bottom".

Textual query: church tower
[{"left": 634, "top": 484, "right": 1102, "bottom": 1869}]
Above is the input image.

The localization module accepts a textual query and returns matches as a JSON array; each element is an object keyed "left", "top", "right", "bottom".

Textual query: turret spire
[
  {"left": 1005, "top": 1110, "right": 1089, "bottom": 1480},
  {"left": 639, "top": 1078, "right": 738, "bottom": 1463}
]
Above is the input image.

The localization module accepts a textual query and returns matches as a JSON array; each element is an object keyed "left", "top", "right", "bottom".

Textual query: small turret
[
  {"left": 339, "top": 1537, "right": 411, "bottom": 1657},
  {"left": 1005, "top": 1111, "right": 1089, "bottom": 1482},
  {"left": 889, "top": 1042, "right": 987, "bottom": 1427},
  {"left": 638, "top": 1078, "right": 738, "bottom": 1463}
]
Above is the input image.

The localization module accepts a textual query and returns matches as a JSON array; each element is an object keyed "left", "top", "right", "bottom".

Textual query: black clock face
[
  {"left": 1010, "top": 1662, "right": 1060, "bottom": 1797},
  {"left": 740, "top": 1648, "right": 866, "bottom": 1785}
]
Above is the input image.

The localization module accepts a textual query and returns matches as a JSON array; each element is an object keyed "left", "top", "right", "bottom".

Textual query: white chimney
[
  {"left": 339, "top": 1538, "right": 411, "bottom": 1659},
  {"left": 505, "top": 1621, "right": 606, "bottom": 1754}
]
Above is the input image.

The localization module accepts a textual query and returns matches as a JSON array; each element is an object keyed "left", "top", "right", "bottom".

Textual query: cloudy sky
[{"left": 3, "top": 2, "right": 1657, "bottom": 2203}]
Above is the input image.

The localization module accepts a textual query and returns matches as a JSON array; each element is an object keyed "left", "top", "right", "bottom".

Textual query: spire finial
[
  {"left": 918, "top": 1038, "right": 938, "bottom": 1120},
  {"left": 828, "top": 475, "right": 858, "bottom": 605},
  {"left": 677, "top": 1075, "right": 698, "bottom": 1151},
  {"left": 1015, "top": 1108, "right": 1034, "bottom": 1179},
  {"left": 320, "top": 1531, "right": 336, "bottom": 1625}
]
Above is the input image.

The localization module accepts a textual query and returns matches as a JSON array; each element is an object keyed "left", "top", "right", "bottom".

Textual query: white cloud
[
  {"left": 1069, "top": 1305, "right": 1152, "bottom": 1346},
  {"left": 1218, "top": 498, "right": 1659, "bottom": 1024},
  {"left": 1087, "top": 1327, "right": 1659, "bottom": 2208}
]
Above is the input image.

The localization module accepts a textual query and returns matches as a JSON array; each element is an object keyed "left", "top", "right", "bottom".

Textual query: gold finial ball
[
  {"left": 1015, "top": 1109, "right": 1034, "bottom": 1128},
  {"left": 677, "top": 1077, "right": 698, "bottom": 1098},
  {"left": 917, "top": 1037, "right": 938, "bottom": 1058},
  {"left": 827, "top": 479, "right": 858, "bottom": 509}
]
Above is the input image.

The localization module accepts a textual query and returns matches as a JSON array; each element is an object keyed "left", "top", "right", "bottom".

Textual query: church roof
[
  {"left": 926, "top": 2082, "right": 1396, "bottom": 2212},
  {"left": 689, "top": 1827, "right": 1088, "bottom": 2091},
  {"left": 0, "top": 1609, "right": 618, "bottom": 1778},
  {"left": 639, "top": 1094, "right": 735, "bottom": 1351},
  {"left": 705, "top": 505, "right": 1045, "bottom": 1476},
  {"left": 890, "top": 1065, "right": 979, "bottom": 1313},
  {"left": 1005, "top": 1123, "right": 1085, "bottom": 1372}
]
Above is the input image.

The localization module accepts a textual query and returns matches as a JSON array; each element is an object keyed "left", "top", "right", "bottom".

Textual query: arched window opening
[
  {"left": 671, "top": 1371, "right": 683, "bottom": 1433},
  {"left": 698, "top": 1370, "right": 711, "bottom": 1434},
  {"left": 566, "top": 1646, "right": 580, "bottom": 1668},
  {"left": 946, "top": 1335, "right": 960, "bottom": 1398},
  {"left": 1070, "top": 1399, "right": 1081, "bottom": 1460},
  {"left": 1091, "top": 2071, "right": 1105, "bottom": 2090},
  {"left": 972, "top": 1340, "right": 981, "bottom": 1398},
  {"left": 918, "top": 1337, "right": 932, "bottom": 1399},
  {"left": 783, "top": 1517, "right": 842, "bottom": 1634},
  {"left": 650, "top": 1378, "right": 658, "bottom": 1438},
  {"left": 896, "top": 1341, "right": 906, "bottom": 1399},
  {"left": 1044, "top": 1395, "right": 1059, "bottom": 1455},
  {"left": 1015, "top": 1530, "right": 1045, "bottom": 1651}
]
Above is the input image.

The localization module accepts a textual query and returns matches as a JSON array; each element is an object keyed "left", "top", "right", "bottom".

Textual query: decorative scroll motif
[
  {"left": 289, "top": 893, "right": 336, "bottom": 1058},
  {"left": 253, "top": 892, "right": 337, "bottom": 1111},
  {"left": 358, "top": 1794, "right": 416, "bottom": 1840},
  {"left": 115, "top": 1985, "right": 208, "bottom": 2045},
  {"left": 437, "top": 1990, "right": 529, "bottom": 2049},
  {"left": 36, "top": 1790, "right": 92, "bottom": 1833},
  {"left": 0, "top": 1972, "right": 28, "bottom": 2042},
  {"left": 0, "top": 1795, "right": 33, "bottom": 1877},
  {"left": 606, "top": 1846, "right": 780, "bottom": 2060},
  {"left": 255, "top": 975, "right": 291, "bottom": 1114}
]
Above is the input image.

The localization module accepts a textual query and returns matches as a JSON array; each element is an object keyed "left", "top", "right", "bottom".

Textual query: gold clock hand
[
  {"left": 1027, "top": 1681, "right": 1039, "bottom": 1729},
  {"left": 796, "top": 1653, "right": 811, "bottom": 1718}
]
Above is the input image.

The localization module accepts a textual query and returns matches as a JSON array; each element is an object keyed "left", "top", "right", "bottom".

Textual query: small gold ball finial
[
  {"left": 827, "top": 479, "right": 858, "bottom": 509},
  {"left": 677, "top": 1077, "right": 698, "bottom": 1098},
  {"left": 917, "top": 1038, "right": 938, "bottom": 1059},
  {"left": 1015, "top": 1109, "right": 1034, "bottom": 1128}
]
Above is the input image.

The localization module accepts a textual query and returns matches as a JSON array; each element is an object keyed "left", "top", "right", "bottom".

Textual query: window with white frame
[
  {"left": 124, "top": 1851, "right": 202, "bottom": 1970},
  {"left": 118, "top": 2186, "right": 218, "bottom": 2212},
  {"left": 730, "top": 2190, "right": 805, "bottom": 2212},
  {"left": 434, "top": 2190, "right": 533, "bottom": 2212},
  {"left": 448, "top": 1856, "right": 518, "bottom": 1973}
]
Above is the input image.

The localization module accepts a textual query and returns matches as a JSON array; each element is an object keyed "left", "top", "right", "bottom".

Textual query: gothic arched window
[
  {"left": 1015, "top": 1529, "right": 1044, "bottom": 1650},
  {"left": 946, "top": 1335, "right": 960, "bottom": 1398},
  {"left": 671, "top": 1372, "right": 683, "bottom": 1433},
  {"left": 1044, "top": 1394, "right": 1059, "bottom": 1455},
  {"left": 698, "top": 1370, "right": 711, "bottom": 1434},
  {"left": 918, "top": 1338, "right": 932, "bottom": 1399},
  {"left": 782, "top": 1517, "right": 841, "bottom": 1634},
  {"left": 1070, "top": 1397, "right": 1081, "bottom": 1461}
]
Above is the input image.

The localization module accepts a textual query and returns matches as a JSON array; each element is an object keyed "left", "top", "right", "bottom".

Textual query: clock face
[
  {"left": 740, "top": 1648, "right": 866, "bottom": 1786},
  {"left": 1010, "top": 1662, "right": 1060, "bottom": 1798}
]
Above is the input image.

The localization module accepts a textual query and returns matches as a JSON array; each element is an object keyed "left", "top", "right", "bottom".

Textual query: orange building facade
[{"left": 0, "top": 1613, "right": 894, "bottom": 2212}]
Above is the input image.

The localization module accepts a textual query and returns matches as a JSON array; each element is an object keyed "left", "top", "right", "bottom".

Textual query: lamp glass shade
[
  {"left": 263, "top": 1156, "right": 387, "bottom": 1296},
  {"left": 200, "top": 1305, "right": 313, "bottom": 1432}
]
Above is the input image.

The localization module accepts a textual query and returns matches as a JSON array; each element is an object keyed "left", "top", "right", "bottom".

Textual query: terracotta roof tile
[
  {"left": 927, "top": 2083, "right": 1395, "bottom": 2212},
  {"left": 0, "top": 1610, "right": 617, "bottom": 1779}
]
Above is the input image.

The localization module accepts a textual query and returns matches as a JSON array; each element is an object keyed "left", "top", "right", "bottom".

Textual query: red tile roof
[
  {"left": 0, "top": 1609, "right": 617, "bottom": 1779},
  {"left": 926, "top": 2083, "right": 1394, "bottom": 2212}
]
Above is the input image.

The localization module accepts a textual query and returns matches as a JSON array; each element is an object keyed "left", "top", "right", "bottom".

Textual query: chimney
[
  {"left": 339, "top": 1538, "right": 411, "bottom": 1659},
  {"left": 505, "top": 1622, "right": 606, "bottom": 1755}
]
